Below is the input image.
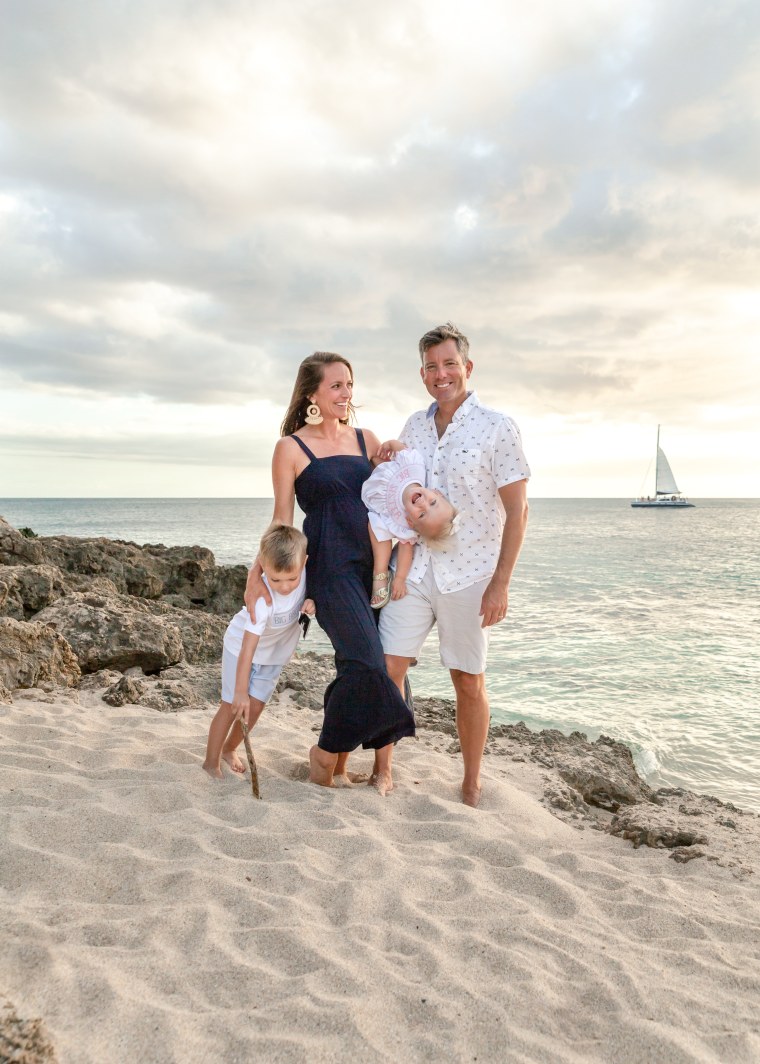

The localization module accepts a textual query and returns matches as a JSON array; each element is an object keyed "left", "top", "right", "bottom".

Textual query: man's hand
[
  {"left": 244, "top": 561, "right": 270, "bottom": 621},
  {"left": 479, "top": 577, "right": 508, "bottom": 628}
]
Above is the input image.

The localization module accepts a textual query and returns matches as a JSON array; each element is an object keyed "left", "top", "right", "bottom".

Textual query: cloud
[{"left": 1, "top": 0, "right": 759, "bottom": 493}]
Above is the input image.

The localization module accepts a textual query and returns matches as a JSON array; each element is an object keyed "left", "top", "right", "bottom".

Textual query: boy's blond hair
[{"left": 260, "top": 524, "right": 307, "bottom": 572}]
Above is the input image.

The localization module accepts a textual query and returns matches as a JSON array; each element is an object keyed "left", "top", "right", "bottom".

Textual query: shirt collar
[{"left": 425, "top": 390, "right": 479, "bottom": 420}]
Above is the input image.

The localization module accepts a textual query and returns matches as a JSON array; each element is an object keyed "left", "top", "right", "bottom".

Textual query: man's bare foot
[
  {"left": 221, "top": 750, "right": 246, "bottom": 775},
  {"left": 309, "top": 745, "right": 336, "bottom": 788},
  {"left": 332, "top": 773, "right": 353, "bottom": 788},
  {"left": 461, "top": 781, "right": 482, "bottom": 807},
  {"left": 202, "top": 762, "right": 223, "bottom": 780},
  {"left": 368, "top": 772, "right": 394, "bottom": 797}
]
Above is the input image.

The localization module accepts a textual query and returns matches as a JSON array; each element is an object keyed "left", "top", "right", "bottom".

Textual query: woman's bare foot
[
  {"left": 461, "top": 781, "right": 482, "bottom": 807},
  {"left": 368, "top": 772, "right": 394, "bottom": 797},
  {"left": 221, "top": 750, "right": 246, "bottom": 775},
  {"left": 201, "top": 761, "right": 224, "bottom": 780},
  {"left": 309, "top": 745, "right": 337, "bottom": 788}
]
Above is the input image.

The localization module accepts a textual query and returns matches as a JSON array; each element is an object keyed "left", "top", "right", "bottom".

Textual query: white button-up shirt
[{"left": 399, "top": 391, "right": 530, "bottom": 593}]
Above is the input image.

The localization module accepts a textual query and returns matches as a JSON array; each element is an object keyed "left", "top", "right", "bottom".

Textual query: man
[{"left": 379, "top": 322, "right": 530, "bottom": 807}]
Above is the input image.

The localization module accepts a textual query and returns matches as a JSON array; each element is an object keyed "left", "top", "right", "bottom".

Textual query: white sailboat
[{"left": 631, "top": 426, "right": 695, "bottom": 508}]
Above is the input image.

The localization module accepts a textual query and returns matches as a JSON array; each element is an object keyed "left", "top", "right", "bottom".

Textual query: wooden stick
[{"left": 239, "top": 718, "right": 261, "bottom": 799}]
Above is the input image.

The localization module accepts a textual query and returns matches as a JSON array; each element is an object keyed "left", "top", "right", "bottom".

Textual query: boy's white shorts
[
  {"left": 220, "top": 651, "right": 283, "bottom": 705},
  {"left": 379, "top": 561, "right": 492, "bottom": 675}
]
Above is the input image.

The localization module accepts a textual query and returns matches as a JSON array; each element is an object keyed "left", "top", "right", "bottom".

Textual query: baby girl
[{"left": 361, "top": 446, "right": 458, "bottom": 608}]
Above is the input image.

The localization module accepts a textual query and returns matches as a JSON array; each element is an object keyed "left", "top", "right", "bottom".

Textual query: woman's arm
[{"left": 245, "top": 439, "right": 299, "bottom": 614}]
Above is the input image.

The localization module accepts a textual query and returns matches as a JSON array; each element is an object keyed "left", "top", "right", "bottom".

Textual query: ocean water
[{"left": 2, "top": 497, "right": 759, "bottom": 812}]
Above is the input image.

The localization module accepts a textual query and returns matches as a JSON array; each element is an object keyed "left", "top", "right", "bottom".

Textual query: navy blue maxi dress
[{"left": 291, "top": 430, "right": 416, "bottom": 753}]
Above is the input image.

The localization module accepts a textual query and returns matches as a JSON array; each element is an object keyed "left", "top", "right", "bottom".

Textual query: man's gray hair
[{"left": 418, "top": 322, "right": 470, "bottom": 363}]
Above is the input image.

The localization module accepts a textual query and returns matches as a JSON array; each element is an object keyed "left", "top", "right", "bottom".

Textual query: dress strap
[
  {"left": 355, "top": 428, "right": 369, "bottom": 460},
  {"left": 290, "top": 434, "right": 317, "bottom": 461}
]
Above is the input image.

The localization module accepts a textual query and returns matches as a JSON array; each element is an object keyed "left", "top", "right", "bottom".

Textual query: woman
[{"left": 245, "top": 352, "right": 415, "bottom": 793}]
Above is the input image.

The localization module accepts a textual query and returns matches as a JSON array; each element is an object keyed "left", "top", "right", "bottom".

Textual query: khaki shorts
[{"left": 378, "top": 562, "right": 491, "bottom": 675}]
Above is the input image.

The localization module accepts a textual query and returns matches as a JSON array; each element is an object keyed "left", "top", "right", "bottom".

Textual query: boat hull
[{"left": 631, "top": 498, "right": 695, "bottom": 508}]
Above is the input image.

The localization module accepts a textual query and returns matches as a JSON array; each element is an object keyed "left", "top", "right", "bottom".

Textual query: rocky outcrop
[
  {"left": 39, "top": 534, "right": 246, "bottom": 613},
  {"left": 0, "top": 516, "right": 246, "bottom": 615},
  {"left": 34, "top": 593, "right": 185, "bottom": 674},
  {"left": 34, "top": 592, "right": 227, "bottom": 674},
  {"left": 102, "top": 674, "right": 202, "bottom": 712},
  {"left": 0, "top": 563, "right": 67, "bottom": 620},
  {"left": 0, "top": 617, "right": 81, "bottom": 692},
  {"left": 0, "top": 517, "right": 46, "bottom": 566},
  {"left": 277, "top": 652, "right": 334, "bottom": 710}
]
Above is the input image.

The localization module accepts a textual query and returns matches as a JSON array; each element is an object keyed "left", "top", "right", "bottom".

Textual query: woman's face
[{"left": 310, "top": 361, "right": 353, "bottom": 421}]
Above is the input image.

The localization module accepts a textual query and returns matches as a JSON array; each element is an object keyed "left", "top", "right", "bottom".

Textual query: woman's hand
[
  {"left": 245, "top": 559, "right": 270, "bottom": 619},
  {"left": 375, "top": 439, "right": 406, "bottom": 462}
]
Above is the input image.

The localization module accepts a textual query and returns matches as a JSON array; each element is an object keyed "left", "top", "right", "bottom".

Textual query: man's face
[{"left": 420, "top": 338, "right": 472, "bottom": 407}]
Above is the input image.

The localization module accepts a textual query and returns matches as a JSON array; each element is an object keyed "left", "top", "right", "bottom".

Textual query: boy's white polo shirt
[
  {"left": 223, "top": 571, "right": 306, "bottom": 666},
  {"left": 398, "top": 391, "right": 530, "bottom": 594}
]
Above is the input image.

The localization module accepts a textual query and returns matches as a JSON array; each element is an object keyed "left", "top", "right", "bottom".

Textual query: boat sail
[{"left": 631, "top": 426, "right": 695, "bottom": 508}]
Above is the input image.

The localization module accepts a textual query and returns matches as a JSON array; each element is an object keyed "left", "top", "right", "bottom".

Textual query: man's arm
[{"left": 479, "top": 479, "right": 529, "bottom": 628}]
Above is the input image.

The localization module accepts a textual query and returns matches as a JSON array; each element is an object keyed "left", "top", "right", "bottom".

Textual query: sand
[{"left": 1, "top": 686, "right": 759, "bottom": 1064}]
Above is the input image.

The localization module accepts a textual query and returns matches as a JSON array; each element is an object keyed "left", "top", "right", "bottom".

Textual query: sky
[{"left": 1, "top": 0, "right": 758, "bottom": 498}]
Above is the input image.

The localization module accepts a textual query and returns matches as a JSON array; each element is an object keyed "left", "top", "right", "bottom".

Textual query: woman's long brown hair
[{"left": 280, "top": 352, "right": 356, "bottom": 437}]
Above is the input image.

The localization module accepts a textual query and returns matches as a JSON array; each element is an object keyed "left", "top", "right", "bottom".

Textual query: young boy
[{"left": 202, "top": 523, "right": 314, "bottom": 779}]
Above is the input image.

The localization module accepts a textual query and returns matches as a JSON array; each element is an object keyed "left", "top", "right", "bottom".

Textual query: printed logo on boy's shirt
[{"left": 272, "top": 606, "right": 300, "bottom": 627}]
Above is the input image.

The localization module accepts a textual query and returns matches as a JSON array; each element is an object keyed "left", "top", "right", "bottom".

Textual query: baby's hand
[
  {"left": 302, "top": 598, "right": 316, "bottom": 616},
  {"left": 232, "top": 692, "right": 250, "bottom": 724},
  {"left": 376, "top": 439, "right": 406, "bottom": 462},
  {"left": 391, "top": 577, "right": 407, "bottom": 600}
]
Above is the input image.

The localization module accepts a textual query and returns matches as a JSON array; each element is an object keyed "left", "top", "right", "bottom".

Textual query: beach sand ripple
[{"left": 2, "top": 691, "right": 760, "bottom": 1064}]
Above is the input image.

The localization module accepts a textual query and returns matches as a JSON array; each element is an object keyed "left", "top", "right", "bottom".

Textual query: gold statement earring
[{"left": 305, "top": 401, "right": 323, "bottom": 426}]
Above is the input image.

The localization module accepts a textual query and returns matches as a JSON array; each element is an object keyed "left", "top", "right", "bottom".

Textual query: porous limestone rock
[
  {"left": 102, "top": 674, "right": 202, "bottom": 712},
  {"left": 34, "top": 593, "right": 184, "bottom": 674},
  {"left": 0, "top": 564, "right": 66, "bottom": 620},
  {"left": 0, "top": 516, "right": 46, "bottom": 566},
  {"left": 0, "top": 617, "right": 80, "bottom": 691},
  {"left": 34, "top": 591, "right": 227, "bottom": 673},
  {"left": 276, "top": 651, "right": 335, "bottom": 710}
]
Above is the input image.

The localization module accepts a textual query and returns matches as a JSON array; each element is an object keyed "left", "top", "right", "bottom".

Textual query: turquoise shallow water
[{"left": 3, "top": 497, "right": 759, "bottom": 811}]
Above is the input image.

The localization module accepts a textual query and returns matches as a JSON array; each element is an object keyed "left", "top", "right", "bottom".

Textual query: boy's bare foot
[
  {"left": 309, "top": 745, "right": 336, "bottom": 788},
  {"left": 202, "top": 762, "right": 224, "bottom": 780},
  {"left": 461, "top": 781, "right": 482, "bottom": 807},
  {"left": 368, "top": 772, "right": 393, "bottom": 797},
  {"left": 221, "top": 751, "right": 246, "bottom": 775},
  {"left": 332, "top": 773, "right": 353, "bottom": 788}
]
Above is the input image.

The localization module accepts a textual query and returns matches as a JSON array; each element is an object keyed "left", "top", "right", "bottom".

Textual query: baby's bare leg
[
  {"left": 222, "top": 697, "right": 266, "bottom": 774},
  {"left": 369, "top": 524, "right": 392, "bottom": 607}
]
